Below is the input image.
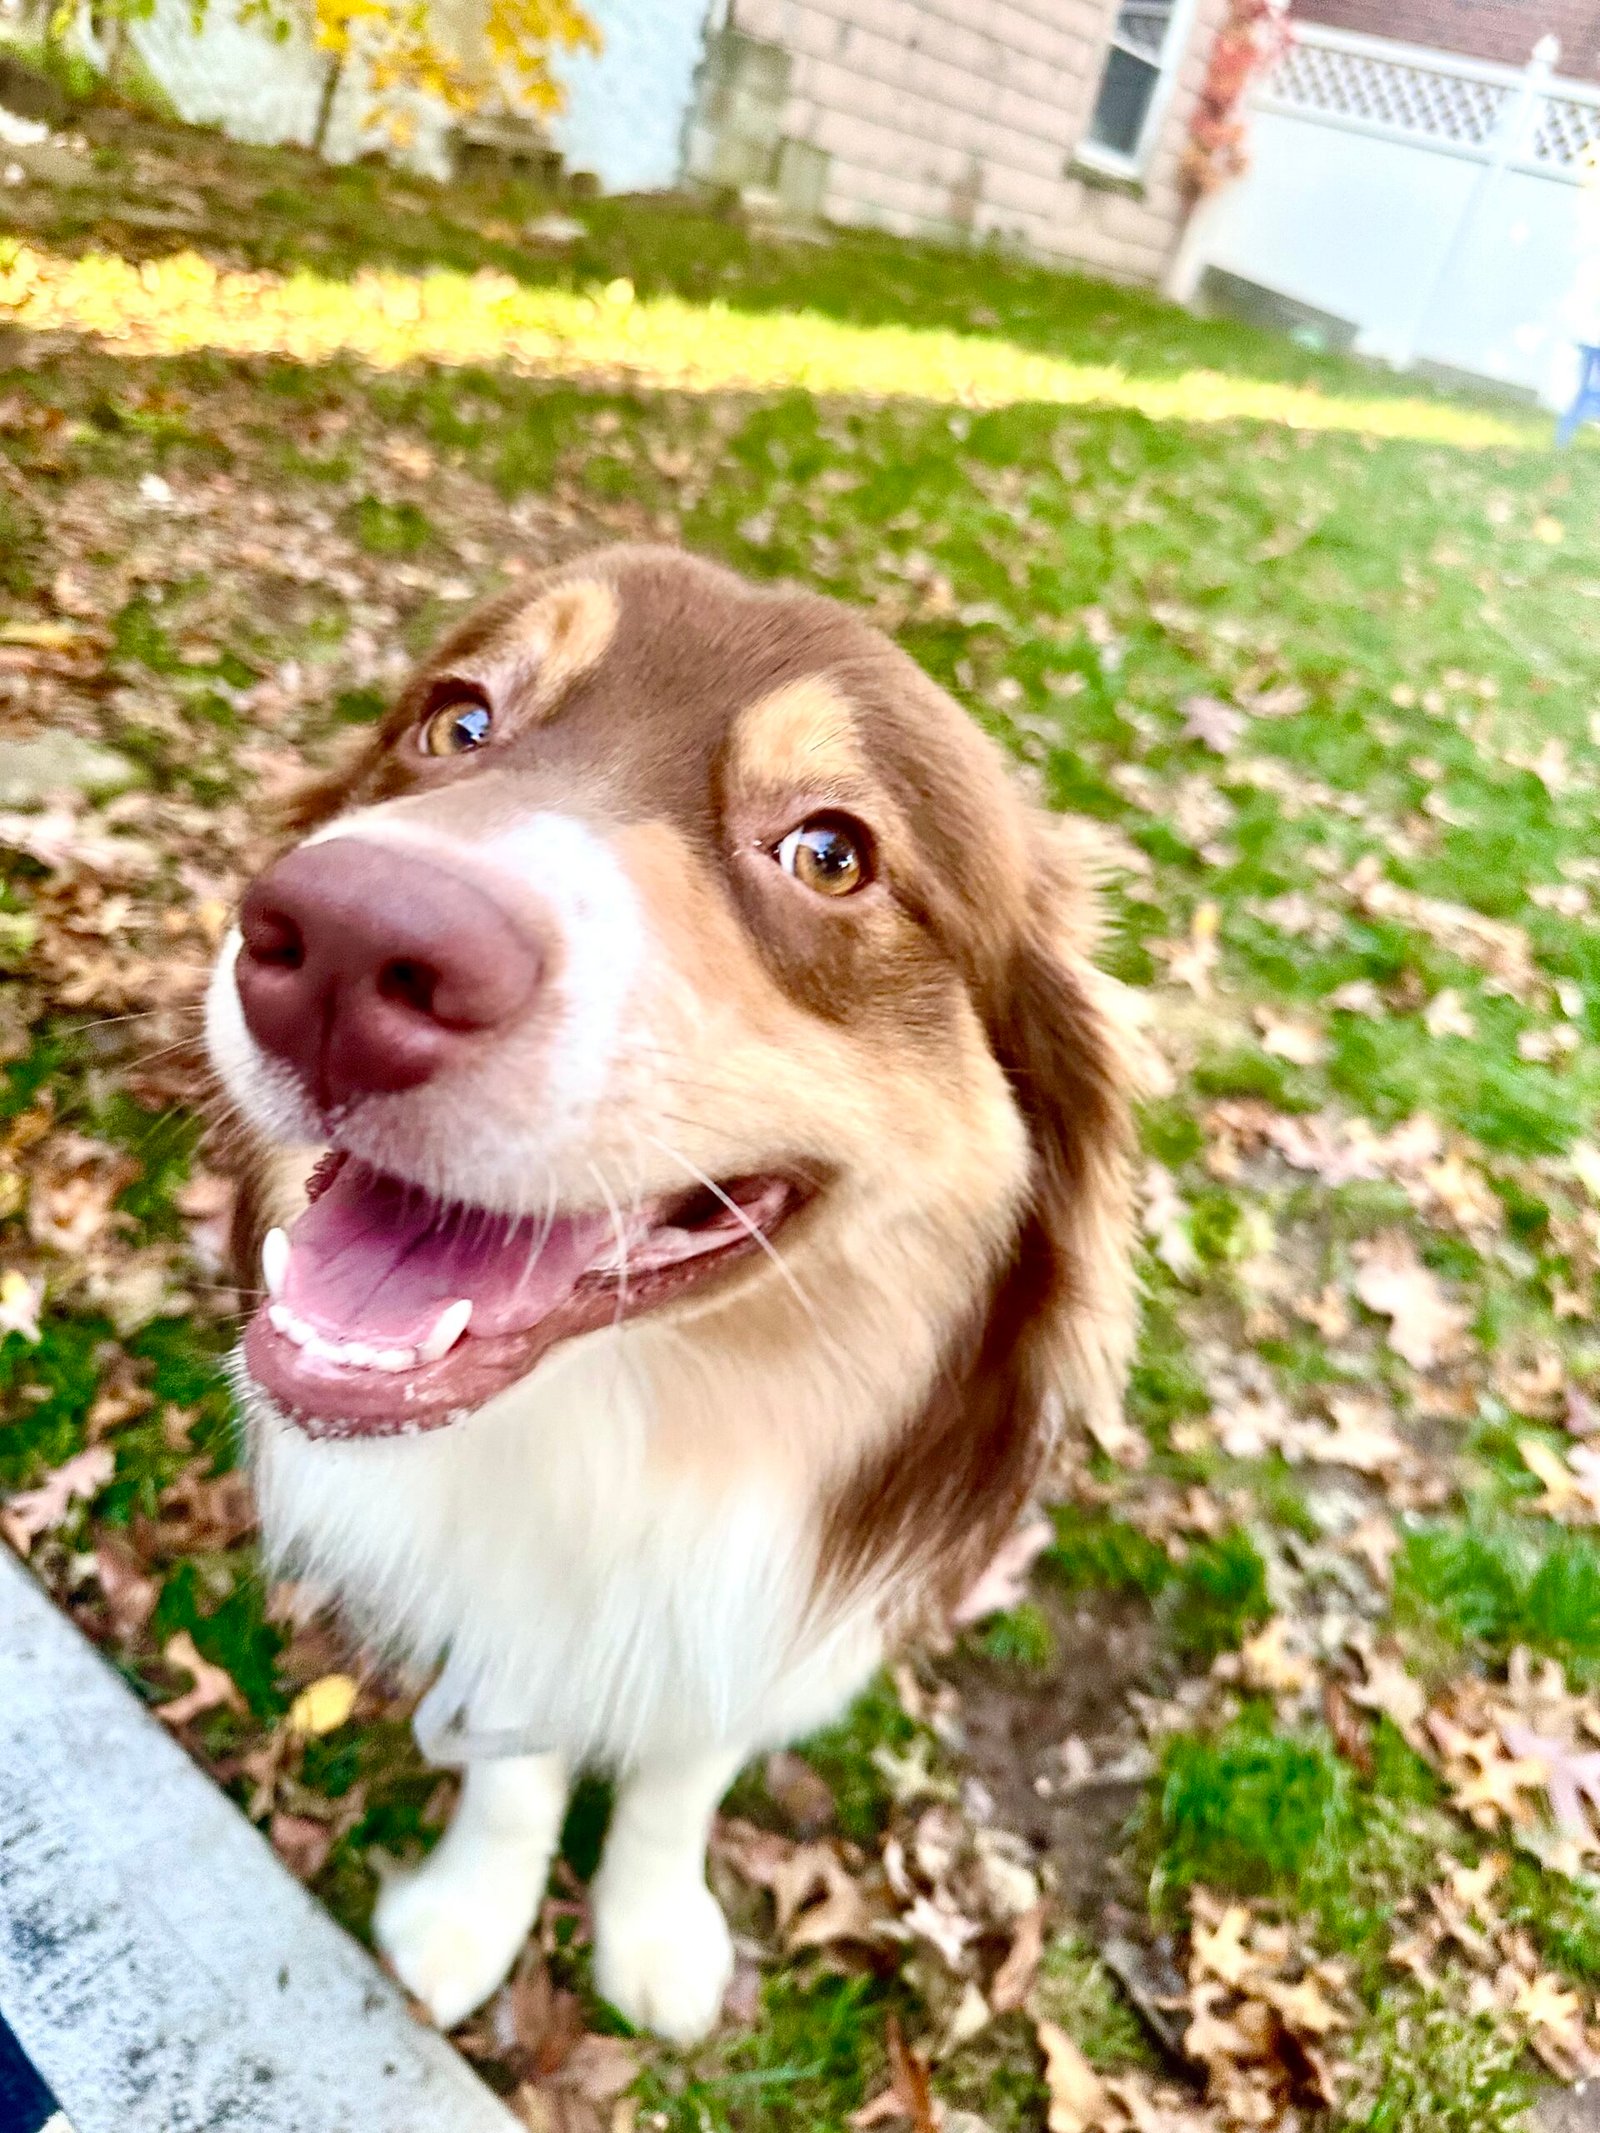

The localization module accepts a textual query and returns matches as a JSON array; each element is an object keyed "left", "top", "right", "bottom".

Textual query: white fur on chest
[{"left": 245, "top": 1330, "right": 880, "bottom": 1768}]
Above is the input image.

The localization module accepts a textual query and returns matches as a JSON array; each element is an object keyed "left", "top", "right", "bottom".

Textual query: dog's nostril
[
  {"left": 247, "top": 912, "right": 306, "bottom": 971},
  {"left": 377, "top": 957, "right": 439, "bottom": 1015}
]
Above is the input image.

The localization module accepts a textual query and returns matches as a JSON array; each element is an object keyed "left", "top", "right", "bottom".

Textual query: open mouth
[{"left": 243, "top": 1154, "right": 804, "bottom": 1439}]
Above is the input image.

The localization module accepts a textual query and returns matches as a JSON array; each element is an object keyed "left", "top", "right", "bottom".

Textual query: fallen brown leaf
[
  {"left": 1, "top": 1443, "right": 114, "bottom": 1553},
  {"left": 991, "top": 1901, "right": 1047, "bottom": 2014},
  {"left": 763, "top": 1749, "right": 837, "bottom": 1835},
  {"left": 1323, "top": 1680, "right": 1375, "bottom": 1778},
  {"left": 953, "top": 1511, "right": 1054, "bottom": 1624},
  {"left": 270, "top": 1810, "right": 334, "bottom": 1880},
  {"left": 1036, "top": 2017, "right": 1109, "bottom": 2133},
  {"left": 93, "top": 1529, "right": 160, "bottom": 1641},
  {"left": 155, "top": 1629, "right": 246, "bottom": 1725},
  {"left": 1180, "top": 694, "right": 1243, "bottom": 754},
  {"left": 715, "top": 1818, "right": 876, "bottom": 1950},
  {"left": 1351, "top": 1231, "right": 1470, "bottom": 1370}
]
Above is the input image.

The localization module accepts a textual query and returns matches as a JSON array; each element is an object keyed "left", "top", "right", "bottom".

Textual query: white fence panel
[{"left": 1169, "top": 25, "right": 1600, "bottom": 407}]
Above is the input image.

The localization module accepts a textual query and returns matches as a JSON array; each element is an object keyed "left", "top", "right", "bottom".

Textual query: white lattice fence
[
  {"left": 1259, "top": 24, "right": 1600, "bottom": 180},
  {"left": 1170, "top": 23, "right": 1600, "bottom": 407},
  {"left": 1265, "top": 37, "right": 1510, "bottom": 151},
  {"left": 1530, "top": 92, "right": 1600, "bottom": 174}
]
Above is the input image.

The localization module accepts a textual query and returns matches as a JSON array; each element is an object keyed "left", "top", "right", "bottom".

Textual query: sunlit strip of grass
[{"left": 0, "top": 244, "right": 1534, "bottom": 448}]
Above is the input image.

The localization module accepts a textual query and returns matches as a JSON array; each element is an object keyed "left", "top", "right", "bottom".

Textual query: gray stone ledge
[{"left": 0, "top": 1545, "right": 517, "bottom": 2133}]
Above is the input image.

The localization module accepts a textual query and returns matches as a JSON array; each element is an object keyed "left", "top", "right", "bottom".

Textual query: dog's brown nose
[{"left": 235, "top": 839, "right": 540, "bottom": 1110}]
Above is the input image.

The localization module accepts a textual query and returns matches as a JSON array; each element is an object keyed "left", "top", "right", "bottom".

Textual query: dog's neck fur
[
  {"left": 247, "top": 1316, "right": 897, "bottom": 1771},
  {"left": 235, "top": 1024, "right": 1037, "bottom": 1771}
]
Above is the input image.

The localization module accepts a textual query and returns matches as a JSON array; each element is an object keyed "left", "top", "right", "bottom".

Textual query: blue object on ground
[
  {"left": 0, "top": 2007, "right": 69, "bottom": 2133},
  {"left": 1557, "top": 344, "right": 1600, "bottom": 446}
]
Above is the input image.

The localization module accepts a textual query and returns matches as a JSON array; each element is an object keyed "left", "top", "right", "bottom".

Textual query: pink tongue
[{"left": 281, "top": 1164, "right": 613, "bottom": 1343}]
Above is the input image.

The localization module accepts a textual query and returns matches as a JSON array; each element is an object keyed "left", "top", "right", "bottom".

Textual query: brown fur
[{"left": 223, "top": 545, "right": 1138, "bottom": 1622}]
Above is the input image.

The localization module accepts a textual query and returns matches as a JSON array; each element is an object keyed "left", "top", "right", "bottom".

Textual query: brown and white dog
[{"left": 206, "top": 545, "right": 1138, "bottom": 2042}]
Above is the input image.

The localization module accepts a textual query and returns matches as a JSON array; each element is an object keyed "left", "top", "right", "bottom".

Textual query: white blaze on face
[{"left": 207, "top": 807, "right": 648, "bottom": 1206}]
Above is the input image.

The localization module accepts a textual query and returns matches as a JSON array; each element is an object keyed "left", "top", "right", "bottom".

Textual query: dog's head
[{"left": 209, "top": 546, "right": 1136, "bottom": 1600}]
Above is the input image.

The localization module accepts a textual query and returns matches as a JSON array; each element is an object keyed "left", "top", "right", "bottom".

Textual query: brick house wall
[
  {"left": 1289, "top": 0, "right": 1600, "bottom": 82},
  {"left": 723, "top": 0, "right": 1228, "bottom": 287}
]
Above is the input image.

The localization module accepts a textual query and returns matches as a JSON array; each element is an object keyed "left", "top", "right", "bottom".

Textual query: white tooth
[
  {"left": 282, "top": 1310, "right": 320, "bottom": 1352},
  {"left": 268, "top": 1302, "right": 292, "bottom": 1335},
  {"left": 418, "top": 1299, "right": 473, "bottom": 1364},
  {"left": 261, "top": 1227, "right": 290, "bottom": 1300}
]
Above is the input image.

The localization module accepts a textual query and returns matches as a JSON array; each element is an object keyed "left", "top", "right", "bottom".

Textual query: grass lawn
[{"left": 5, "top": 81, "right": 1600, "bottom": 2132}]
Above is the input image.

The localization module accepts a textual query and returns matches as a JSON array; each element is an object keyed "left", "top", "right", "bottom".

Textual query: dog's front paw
[
  {"left": 373, "top": 1847, "right": 544, "bottom": 2030},
  {"left": 592, "top": 1874, "right": 734, "bottom": 2045}
]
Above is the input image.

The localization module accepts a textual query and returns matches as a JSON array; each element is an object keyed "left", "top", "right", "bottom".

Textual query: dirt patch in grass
[{"left": 946, "top": 1583, "right": 1157, "bottom": 1924}]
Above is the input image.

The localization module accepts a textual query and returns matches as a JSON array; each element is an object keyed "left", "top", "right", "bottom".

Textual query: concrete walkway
[{"left": 0, "top": 1545, "right": 517, "bottom": 2133}]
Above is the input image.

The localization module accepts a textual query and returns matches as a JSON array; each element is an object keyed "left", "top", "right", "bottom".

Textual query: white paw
[
  {"left": 592, "top": 1874, "right": 734, "bottom": 2046},
  {"left": 373, "top": 1846, "right": 544, "bottom": 2030}
]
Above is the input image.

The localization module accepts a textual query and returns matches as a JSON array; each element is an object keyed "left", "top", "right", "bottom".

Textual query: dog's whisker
[
  {"left": 636, "top": 1129, "right": 824, "bottom": 1340},
  {"left": 586, "top": 1157, "right": 632, "bottom": 1336}
]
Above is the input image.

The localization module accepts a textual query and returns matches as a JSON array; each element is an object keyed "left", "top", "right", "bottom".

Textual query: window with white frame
[{"left": 1084, "top": 0, "right": 1185, "bottom": 168}]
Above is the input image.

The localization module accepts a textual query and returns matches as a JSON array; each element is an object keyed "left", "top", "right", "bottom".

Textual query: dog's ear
[
  {"left": 991, "top": 818, "right": 1141, "bottom": 1478},
  {"left": 819, "top": 816, "right": 1141, "bottom": 1617}
]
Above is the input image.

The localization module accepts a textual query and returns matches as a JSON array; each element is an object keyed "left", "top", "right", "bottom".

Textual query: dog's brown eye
[
  {"left": 421, "top": 699, "right": 493, "bottom": 757},
  {"left": 776, "top": 817, "right": 869, "bottom": 897}
]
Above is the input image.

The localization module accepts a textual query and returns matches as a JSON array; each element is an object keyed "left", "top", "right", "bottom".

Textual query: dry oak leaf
[
  {"left": 954, "top": 1510, "right": 1053, "bottom": 1625},
  {"left": 851, "top": 2014, "right": 937, "bottom": 2133},
  {"left": 270, "top": 1810, "right": 334, "bottom": 1881},
  {"left": 1345, "top": 1515, "right": 1402, "bottom": 1588},
  {"left": 1155, "top": 901, "right": 1219, "bottom": 998},
  {"left": 1036, "top": 2018, "right": 1110, "bottom": 2133},
  {"left": 1511, "top": 1970, "right": 1600, "bottom": 2081},
  {"left": 551, "top": 2033, "right": 640, "bottom": 2106},
  {"left": 1423, "top": 987, "right": 1477, "bottom": 1040},
  {"left": 1427, "top": 1710, "right": 1546, "bottom": 1827},
  {"left": 1141, "top": 1163, "right": 1199, "bottom": 1284},
  {"left": 901, "top": 1891, "right": 982, "bottom": 1971},
  {"left": 1323, "top": 1680, "right": 1375, "bottom": 1778},
  {"left": 1211, "top": 1392, "right": 1292, "bottom": 1460},
  {"left": 0, "top": 1444, "right": 114, "bottom": 1554},
  {"left": 1191, "top": 1905, "right": 1256, "bottom": 1989},
  {"left": 0, "top": 805, "right": 157, "bottom": 881},
  {"left": 991, "top": 1901, "right": 1047, "bottom": 2014},
  {"left": 1239, "top": 1619, "right": 1315, "bottom": 1698},
  {"left": 1500, "top": 1723, "right": 1600, "bottom": 1845},
  {"left": 26, "top": 1132, "right": 140, "bottom": 1256},
  {"left": 1258, "top": 1973, "right": 1348, "bottom": 2039},
  {"left": 1180, "top": 694, "right": 1244, "bottom": 754},
  {"left": 93, "top": 1530, "right": 160, "bottom": 1642},
  {"left": 155, "top": 1629, "right": 246, "bottom": 1726},
  {"left": 1415, "top": 1150, "right": 1502, "bottom": 1237},
  {"left": 762, "top": 1749, "right": 836, "bottom": 1836},
  {"left": 1294, "top": 1282, "right": 1350, "bottom": 1341},
  {"left": 1445, "top": 1852, "right": 1505, "bottom": 1919},
  {"left": 149, "top": 1467, "right": 257, "bottom": 1553},
  {"left": 1254, "top": 1008, "right": 1327, "bottom": 1067},
  {"left": 1518, "top": 1437, "right": 1600, "bottom": 1523},
  {"left": 1497, "top": 1347, "right": 1567, "bottom": 1420},
  {"left": 714, "top": 1819, "right": 876, "bottom": 1951},
  {"left": 1350, "top": 1231, "right": 1470, "bottom": 1370},
  {"left": 1303, "top": 1395, "right": 1410, "bottom": 1476}
]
